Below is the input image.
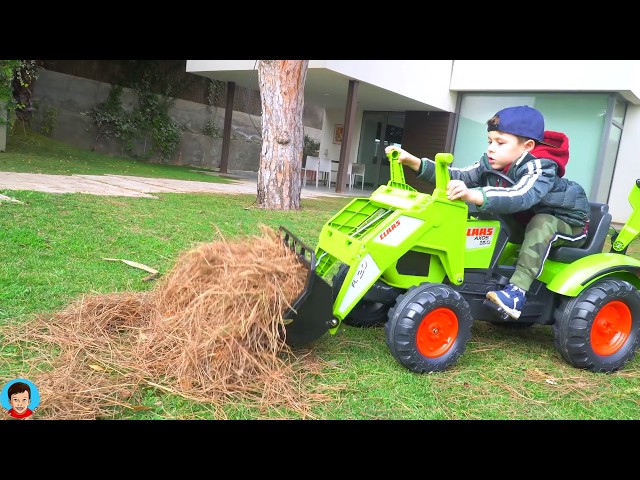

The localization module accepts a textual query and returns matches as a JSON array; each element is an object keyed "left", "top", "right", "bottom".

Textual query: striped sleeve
[{"left": 478, "top": 159, "right": 555, "bottom": 214}]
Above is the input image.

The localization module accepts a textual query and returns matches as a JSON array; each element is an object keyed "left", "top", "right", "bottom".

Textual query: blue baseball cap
[{"left": 488, "top": 105, "right": 556, "bottom": 146}]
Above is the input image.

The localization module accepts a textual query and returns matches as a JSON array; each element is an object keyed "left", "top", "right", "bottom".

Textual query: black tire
[
  {"left": 385, "top": 283, "right": 473, "bottom": 373},
  {"left": 332, "top": 264, "right": 390, "bottom": 328},
  {"left": 553, "top": 278, "right": 640, "bottom": 373}
]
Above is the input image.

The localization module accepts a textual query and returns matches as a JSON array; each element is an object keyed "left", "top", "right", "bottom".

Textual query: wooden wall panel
[{"left": 400, "top": 111, "right": 455, "bottom": 194}]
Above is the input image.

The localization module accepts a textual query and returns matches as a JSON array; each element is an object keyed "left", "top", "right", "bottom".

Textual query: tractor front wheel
[
  {"left": 553, "top": 278, "right": 640, "bottom": 373},
  {"left": 385, "top": 283, "right": 473, "bottom": 373}
]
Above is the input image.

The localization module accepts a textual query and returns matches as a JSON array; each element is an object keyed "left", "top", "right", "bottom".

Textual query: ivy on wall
[
  {"left": 0, "top": 60, "right": 40, "bottom": 129},
  {"left": 84, "top": 73, "right": 185, "bottom": 162}
]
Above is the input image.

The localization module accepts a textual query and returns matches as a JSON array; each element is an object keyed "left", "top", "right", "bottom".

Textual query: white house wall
[
  {"left": 317, "top": 60, "right": 457, "bottom": 112},
  {"left": 187, "top": 60, "right": 257, "bottom": 73},
  {"left": 320, "top": 108, "right": 363, "bottom": 169},
  {"left": 451, "top": 61, "right": 640, "bottom": 104},
  {"left": 187, "top": 60, "right": 458, "bottom": 112},
  {"left": 187, "top": 60, "right": 640, "bottom": 108}
]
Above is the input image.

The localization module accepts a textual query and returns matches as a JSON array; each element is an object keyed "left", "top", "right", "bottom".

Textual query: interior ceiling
[{"left": 190, "top": 67, "right": 439, "bottom": 113}]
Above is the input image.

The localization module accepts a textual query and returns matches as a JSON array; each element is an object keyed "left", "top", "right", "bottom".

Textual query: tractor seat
[{"left": 549, "top": 202, "right": 611, "bottom": 263}]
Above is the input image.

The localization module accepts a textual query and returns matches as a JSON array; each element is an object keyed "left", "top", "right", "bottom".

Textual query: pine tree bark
[{"left": 256, "top": 60, "right": 308, "bottom": 210}]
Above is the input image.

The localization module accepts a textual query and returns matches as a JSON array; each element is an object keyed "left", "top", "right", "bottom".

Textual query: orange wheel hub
[
  {"left": 416, "top": 308, "right": 458, "bottom": 358},
  {"left": 591, "top": 300, "right": 632, "bottom": 356}
]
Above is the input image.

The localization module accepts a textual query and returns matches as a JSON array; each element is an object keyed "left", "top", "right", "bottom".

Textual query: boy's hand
[
  {"left": 384, "top": 146, "right": 421, "bottom": 172},
  {"left": 447, "top": 179, "right": 484, "bottom": 206},
  {"left": 384, "top": 146, "right": 406, "bottom": 161},
  {"left": 447, "top": 179, "right": 469, "bottom": 201}
]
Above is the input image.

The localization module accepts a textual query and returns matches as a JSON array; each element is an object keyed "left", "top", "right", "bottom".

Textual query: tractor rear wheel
[
  {"left": 553, "top": 278, "right": 640, "bottom": 372},
  {"left": 332, "top": 264, "right": 389, "bottom": 328},
  {"left": 385, "top": 283, "right": 473, "bottom": 373}
]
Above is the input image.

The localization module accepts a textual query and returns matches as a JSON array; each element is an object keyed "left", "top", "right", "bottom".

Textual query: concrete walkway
[{"left": 0, "top": 170, "right": 366, "bottom": 201}]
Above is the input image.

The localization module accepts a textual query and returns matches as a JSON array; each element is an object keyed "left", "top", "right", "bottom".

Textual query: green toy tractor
[{"left": 280, "top": 150, "right": 640, "bottom": 373}]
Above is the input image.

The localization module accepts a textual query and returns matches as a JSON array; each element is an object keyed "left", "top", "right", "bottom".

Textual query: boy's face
[
  {"left": 9, "top": 390, "right": 30, "bottom": 414},
  {"left": 486, "top": 131, "right": 534, "bottom": 170}
]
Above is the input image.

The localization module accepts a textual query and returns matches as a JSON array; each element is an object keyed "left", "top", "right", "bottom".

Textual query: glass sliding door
[
  {"left": 356, "top": 112, "right": 386, "bottom": 190},
  {"left": 356, "top": 112, "right": 405, "bottom": 189}
]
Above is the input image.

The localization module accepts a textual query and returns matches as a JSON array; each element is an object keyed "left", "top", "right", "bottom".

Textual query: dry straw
[{"left": 1, "top": 225, "right": 335, "bottom": 419}]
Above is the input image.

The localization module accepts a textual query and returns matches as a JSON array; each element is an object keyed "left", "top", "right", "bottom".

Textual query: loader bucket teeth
[{"left": 279, "top": 227, "right": 335, "bottom": 348}]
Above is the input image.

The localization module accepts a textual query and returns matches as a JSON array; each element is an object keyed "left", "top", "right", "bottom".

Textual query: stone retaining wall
[{"left": 30, "top": 68, "right": 322, "bottom": 172}]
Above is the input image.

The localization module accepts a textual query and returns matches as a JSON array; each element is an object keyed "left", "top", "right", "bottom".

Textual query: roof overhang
[{"left": 188, "top": 64, "right": 439, "bottom": 112}]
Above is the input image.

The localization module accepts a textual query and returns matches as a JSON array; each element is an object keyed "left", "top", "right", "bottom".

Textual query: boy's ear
[{"left": 524, "top": 139, "right": 536, "bottom": 151}]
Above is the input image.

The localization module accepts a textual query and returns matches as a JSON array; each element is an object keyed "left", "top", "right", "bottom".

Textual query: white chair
[
  {"left": 331, "top": 160, "right": 343, "bottom": 187},
  {"left": 317, "top": 157, "right": 333, "bottom": 188},
  {"left": 350, "top": 163, "right": 365, "bottom": 190},
  {"left": 302, "top": 155, "right": 319, "bottom": 186}
]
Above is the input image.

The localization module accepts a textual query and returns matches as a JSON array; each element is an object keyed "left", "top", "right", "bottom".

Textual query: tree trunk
[{"left": 256, "top": 60, "right": 308, "bottom": 210}]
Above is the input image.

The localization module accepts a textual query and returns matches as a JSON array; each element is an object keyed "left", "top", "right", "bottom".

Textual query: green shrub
[
  {"left": 304, "top": 134, "right": 320, "bottom": 157},
  {"left": 39, "top": 105, "right": 59, "bottom": 136}
]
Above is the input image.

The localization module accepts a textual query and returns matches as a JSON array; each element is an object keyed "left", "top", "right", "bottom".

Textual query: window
[{"left": 453, "top": 93, "right": 611, "bottom": 198}]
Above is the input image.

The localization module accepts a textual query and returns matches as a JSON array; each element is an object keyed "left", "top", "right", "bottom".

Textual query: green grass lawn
[
  {"left": 1, "top": 128, "right": 640, "bottom": 420},
  {"left": 1, "top": 128, "right": 232, "bottom": 182}
]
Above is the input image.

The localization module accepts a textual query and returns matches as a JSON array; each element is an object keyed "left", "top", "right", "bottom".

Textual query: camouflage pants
[{"left": 510, "top": 213, "right": 588, "bottom": 291}]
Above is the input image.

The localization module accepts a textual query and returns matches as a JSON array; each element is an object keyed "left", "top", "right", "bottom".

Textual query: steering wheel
[
  {"left": 476, "top": 170, "right": 525, "bottom": 242},
  {"left": 469, "top": 170, "right": 516, "bottom": 216},
  {"left": 480, "top": 170, "right": 515, "bottom": 187}
]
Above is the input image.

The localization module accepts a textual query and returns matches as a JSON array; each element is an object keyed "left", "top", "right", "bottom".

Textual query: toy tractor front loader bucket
[{"left": 279, "top": 226, "right": 337, "bottom": 348}]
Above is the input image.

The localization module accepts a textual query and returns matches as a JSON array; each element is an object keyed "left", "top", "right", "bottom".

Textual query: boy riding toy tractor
[{"left": 281, "top": 150, "right": 640, "bottom": 374}]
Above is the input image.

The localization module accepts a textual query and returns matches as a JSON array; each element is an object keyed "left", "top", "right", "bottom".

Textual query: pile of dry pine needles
[{"left": 1, "top": 225, "right": 337, "bottom": 419}]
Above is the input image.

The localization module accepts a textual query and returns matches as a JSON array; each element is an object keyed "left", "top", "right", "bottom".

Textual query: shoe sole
[{"left": 486, "top": 292, "right": 522, "bottom": 320}]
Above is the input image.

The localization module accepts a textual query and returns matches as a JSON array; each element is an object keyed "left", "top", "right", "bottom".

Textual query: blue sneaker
[{"left": 486, "top": 284, "right": 526, "bottom": 319}]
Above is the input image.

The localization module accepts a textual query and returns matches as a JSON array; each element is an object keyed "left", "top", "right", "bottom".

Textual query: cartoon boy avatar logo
[{"left": 2, "top": 378, "right": 40, "bottom": 419}]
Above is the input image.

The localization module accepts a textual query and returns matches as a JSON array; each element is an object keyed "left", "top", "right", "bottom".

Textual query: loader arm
[
  {"left": 278, "top": 150, "right": 467, "bottom": 347},
  {"left": 611, "top": 179, "right": 640, "bottom": 254},
  {"left": 315, "top": 152, "right": 467, "bottom": 324}
]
